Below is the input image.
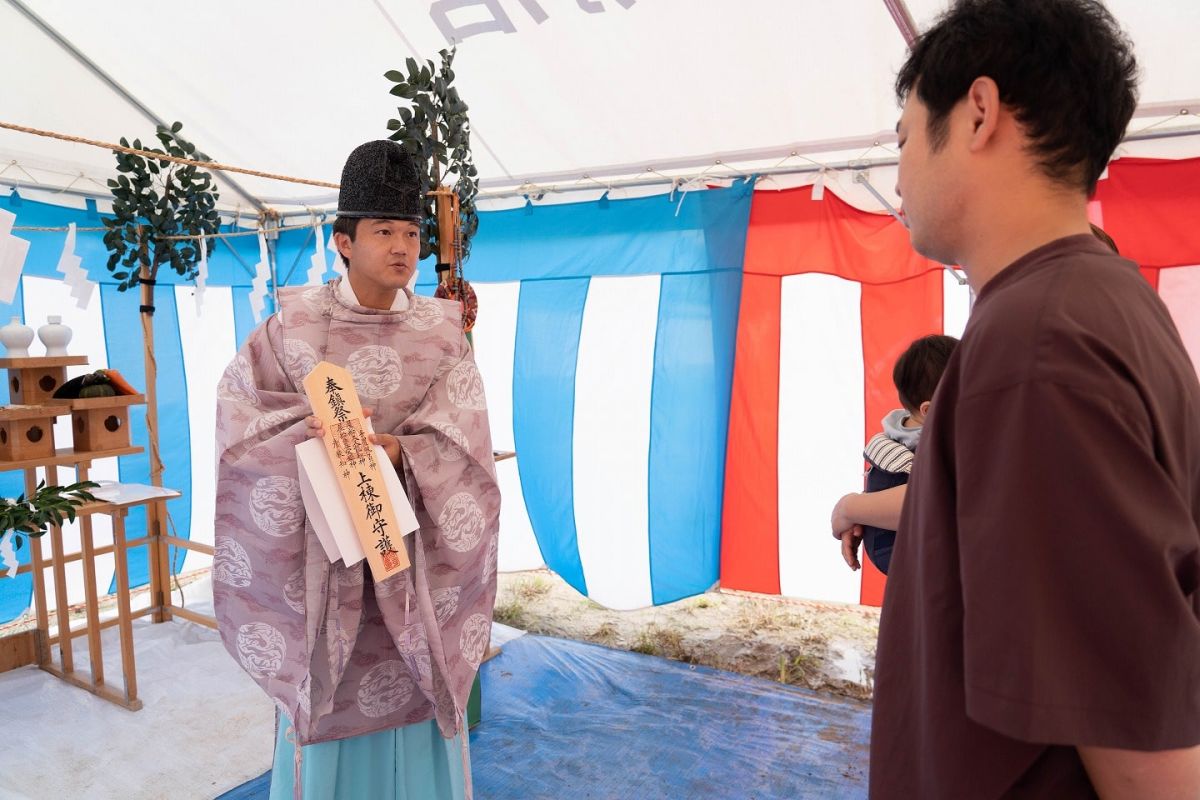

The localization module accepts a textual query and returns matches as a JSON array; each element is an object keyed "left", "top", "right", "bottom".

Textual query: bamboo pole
[
  {"left": 137, "top": 258, "right": 162, "bottom": 489},
  {"left": 137, "top": 233, "right": 170, "bottom": 624}
]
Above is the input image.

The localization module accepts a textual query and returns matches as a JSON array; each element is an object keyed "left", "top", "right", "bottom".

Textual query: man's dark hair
[
  {"left": 894, "top": 334, "right": 960, "bottom": 413},
  {"left": 895, "top": 0, "right": 1138, "bottom": 195},
  {"left": 332, "top": 216, "right": 358, "bottom": 268},
  {"left": 1090, "top": 223, "right": 1119, "bottom": 254}
]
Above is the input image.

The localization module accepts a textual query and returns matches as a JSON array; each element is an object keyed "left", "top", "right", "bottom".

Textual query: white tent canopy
[{"left": 2, "top": 0, "right": 1198, "bottom": 215}]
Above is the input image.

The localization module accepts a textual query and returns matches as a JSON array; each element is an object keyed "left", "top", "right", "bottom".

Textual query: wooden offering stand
[
  {"left": 57, "top": 394, "right": 146, "bottom": 452},
  {"left": 0, "top": 354, "right": 204, "bottom": 712},
  {"left": 0, "top": 404, "right": 71, "bottom": 462},
  {"left": 2, "top": 355, "right": 88, "bottom": 405}
]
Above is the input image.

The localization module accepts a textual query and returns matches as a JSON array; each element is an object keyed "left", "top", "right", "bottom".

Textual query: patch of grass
[
  {"left": 776, "top": 647, "right": 822, "bottom": 685},
  {"left": 690, "top": 596, "right": 714, "bottom": 610},
  {"left": 630, "top": 625, "right": 691, "bottom": 662},
  {"left": 590, "top": 621, "right": 620, "bottom": 646},
  {"left": 735, "top": 599, "right": 798, "bottom": 632},
  {"left": 492, "top": 598, "right": 530, "bottom": 629},
  {"left": 631, "top": 627, "right": 659, "bottom": 656},
  {"left": 511, "top": 577, "right": 552, "bottom": 602}
]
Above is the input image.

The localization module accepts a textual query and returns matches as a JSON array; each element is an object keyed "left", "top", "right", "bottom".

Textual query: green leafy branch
[
  {"left": 101, "top": 122, "right": 222, "bottom": 292},
  {"left": 385, "top": 47, "right": 480, "bottom": 263},
  {"left": 1, "top": 481, "right": 99, "bottom": 557}
]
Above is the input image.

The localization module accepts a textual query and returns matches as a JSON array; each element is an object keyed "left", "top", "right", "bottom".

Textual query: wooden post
[
  {"left": 44, "top": 465, "right": 74, "bottom": 673},
  {"left": 25, "top": 468, "right": 50, "bottom": 665},
  {"left": 74, "top": 460, "right": 105, "bottom": 686},
  {"left": 138, "top": 243, "right": 170, "bottom": 623},
  {"left": 428, "top": 110, "right": 455, "bottom": 290},
  {"left": 138, "top": 259, "right": 162, "bottom": 489},
  {"left": 433, "top": 189, "right": 458, "bottom": 269},
  {"left": 110, "top": 508, "right": 140, "bottom": 707},
  {"left": 77, "top": 512, "right": 105, "bottom": 687}
]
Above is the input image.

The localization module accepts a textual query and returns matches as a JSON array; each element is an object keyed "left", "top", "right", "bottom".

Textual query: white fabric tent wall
[{"left": 0, "top": 1, "right": 1195, "bottom": 208}]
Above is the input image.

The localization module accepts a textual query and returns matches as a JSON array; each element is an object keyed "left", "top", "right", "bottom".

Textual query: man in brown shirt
[{"left": 860, "top": 1, "right": 1200, "bottom": 797}]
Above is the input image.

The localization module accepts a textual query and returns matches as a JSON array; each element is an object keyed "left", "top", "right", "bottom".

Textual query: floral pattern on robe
[{"left": 213, "top": 279, "right": 499, "bottom": 745}]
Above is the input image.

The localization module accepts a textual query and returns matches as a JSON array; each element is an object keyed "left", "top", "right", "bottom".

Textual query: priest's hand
[
  {"left": 361, "top": 408, "right": 403, "bottom": 468},
  {"left": 306, "top": 409, "right": 402, "bottom": 469}
]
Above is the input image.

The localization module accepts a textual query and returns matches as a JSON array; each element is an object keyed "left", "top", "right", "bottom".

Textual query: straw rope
[
  {"left": 11, "top": 221, "right": 330, "bottom": 240},
  {"left": 0, "top": 120, "right": 340, "bottom": 189}
]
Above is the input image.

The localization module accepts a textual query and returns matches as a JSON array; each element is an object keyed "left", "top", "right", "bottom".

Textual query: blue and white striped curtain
[{"left": 0, "top": 182, "right": 751, "bottom": 622}]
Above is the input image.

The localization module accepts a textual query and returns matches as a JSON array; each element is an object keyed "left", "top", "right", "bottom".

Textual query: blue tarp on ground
[{"left": 221, "top": 633, "right": 870, "bottom": 800}]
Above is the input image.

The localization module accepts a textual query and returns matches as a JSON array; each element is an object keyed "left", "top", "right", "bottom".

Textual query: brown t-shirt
[{"left": 870, "top": 235, "right": 1200, "bottom": 799}]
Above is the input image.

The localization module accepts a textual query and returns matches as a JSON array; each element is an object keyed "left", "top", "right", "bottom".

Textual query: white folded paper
[
  {"left": 0, "top": 208, "right": 30, "bottom": 305},
  {"left": 194, "top": 235, "right": 209, "bottom": 315},
  {"left": 0, "top": 530, "right": 17, "bottom": 578},
  {"left": 295, "top": 422, "right": 419, "bottom": 566},
  {"left": 56, "top": 222, "right": 94, "bottom": 310},
  {"left": 249, "top": 231, "right": 271, "bottom": 322},
  {"left": 305, "top": 221, "right": 328, "bottom": 286}
]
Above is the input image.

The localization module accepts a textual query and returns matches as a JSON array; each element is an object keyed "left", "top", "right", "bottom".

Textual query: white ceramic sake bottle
[
  {"left": 0, "top": 316, "right": 34, "bottom": 357},
  {"left": 37, "top": 315, "right": 72, "bottom": 357}
]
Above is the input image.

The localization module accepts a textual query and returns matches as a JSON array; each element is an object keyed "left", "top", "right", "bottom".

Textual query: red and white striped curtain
[{"left": 721, "top": 157, "right": 1200, "bottom": 607}]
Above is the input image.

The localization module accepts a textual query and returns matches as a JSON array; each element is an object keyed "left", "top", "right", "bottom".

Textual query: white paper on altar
[
  {"left": 90, "top": 482, "right": 182, "bottom": 506},
  {"left": 295, "top": 422, "right": 419, "bottom": 566}
]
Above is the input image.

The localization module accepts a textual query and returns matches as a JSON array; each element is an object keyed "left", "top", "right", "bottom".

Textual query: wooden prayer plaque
[{"left": 302, "top": 362, "right": 411, "bottom": 580}]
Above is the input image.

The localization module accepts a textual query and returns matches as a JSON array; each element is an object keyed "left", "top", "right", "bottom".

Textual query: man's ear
[
  {"left": 333, "top": 231, "right": 353, "bottom": 261},
  {"left": 919, "top": 400, "right": 932, "bottom": 419},
  {"left": 965, "top": 76, "right": 1002, "bottom": 153}
]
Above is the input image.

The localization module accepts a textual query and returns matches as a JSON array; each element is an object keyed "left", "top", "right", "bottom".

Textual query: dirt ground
[
  {"left": 2, "top": 566, "right": 879, "bottom": 702},
  {"left": 493, "top": 569, "right": 880, "bottom": 702}
]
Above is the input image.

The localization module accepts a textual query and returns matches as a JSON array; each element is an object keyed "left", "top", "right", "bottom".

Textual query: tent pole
[{"left": 881, "top": 0, "right": 919, "bottom": 46}]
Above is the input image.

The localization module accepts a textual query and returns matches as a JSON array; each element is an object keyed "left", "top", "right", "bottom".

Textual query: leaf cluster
[
  {"left": 1, "top": 480, "right": 99, "bottom": 557},
  {"left": 385, "top": 48, "right": 480, "bottom": 262},
  {"left": 101, "top": 122, "right": 222, "bottom": 291}
]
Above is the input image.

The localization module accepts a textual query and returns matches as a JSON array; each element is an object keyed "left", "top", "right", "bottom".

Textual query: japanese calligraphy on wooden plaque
[{"left": 302, "top": 361, "right": 410, "bottom": 580}]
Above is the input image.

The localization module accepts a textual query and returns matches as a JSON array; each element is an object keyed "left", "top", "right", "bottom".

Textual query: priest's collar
[{"left": 337, "top": 274, "right": 410, "bottom": 312}]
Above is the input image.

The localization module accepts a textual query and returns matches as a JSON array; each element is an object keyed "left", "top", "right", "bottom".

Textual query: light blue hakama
[{"left": 269, "top": 719, "right": 466, "bottom": 800}]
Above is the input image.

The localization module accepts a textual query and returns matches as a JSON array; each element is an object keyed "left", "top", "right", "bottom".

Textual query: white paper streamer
[
  {"left": 55, "top": 222, "right": 94, "bottom": 309},
  {"left": 305, "top": 222, "right": 327, "bottom": 286},
  {"left": 249, "top": 231, "right": 271, "bottom": 322},
  {"left": 194, "top": 236, "right": 209, "bottom": 315},
  {"left": 0, "top": 530, "right": 17, "bottom": 578},
  {"left": 0, "top": 209, "right": 30, "bottom": 305}
]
